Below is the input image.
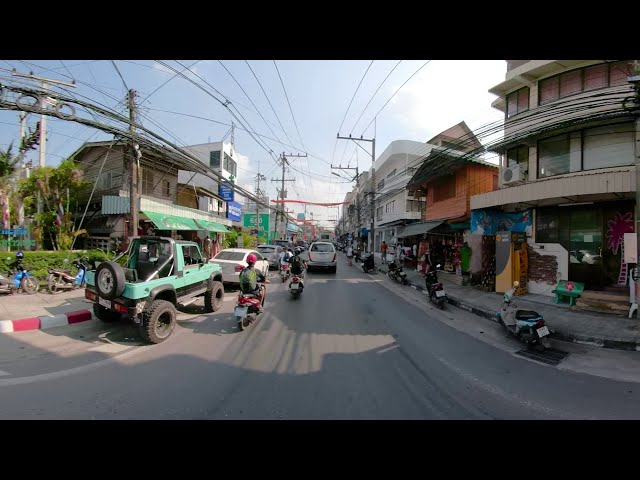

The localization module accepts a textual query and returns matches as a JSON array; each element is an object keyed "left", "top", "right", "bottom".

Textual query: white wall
[{"left": 527, "top": 241, "right": 569, "bottom": 297}]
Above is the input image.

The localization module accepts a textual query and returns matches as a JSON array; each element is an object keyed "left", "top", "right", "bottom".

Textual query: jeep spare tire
[{"left": 95, "top": 261, "right": 126, "bottom": 300}]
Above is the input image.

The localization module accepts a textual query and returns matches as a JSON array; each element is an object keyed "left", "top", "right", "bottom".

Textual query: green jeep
[{"left": 85, "top": 236, "right": 224, "bottom": 344}]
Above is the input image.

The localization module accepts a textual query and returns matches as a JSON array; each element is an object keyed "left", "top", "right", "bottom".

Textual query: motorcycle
[
  {"left": 497, "top": 281, "right": 551, "bottom": 351},
  {"left": 425, "top": 264, "right": 447, "bottom": 309},
  {"left": 280, "top": 263, "right": 291, "bottom": 283},
  {"left": 387, "top": 260, "right": 407, "bottom": 285},
  {"left": 362, "top": 252, "right": 375, "bottom": 273},
  {"left": 47, "top": 257, "right": 89, "bottom": 294},
  {"left": 0, "top": 263, "right": 39, "bottom": 295},
  {"left": 235, "top": 283, "right": 267, "bottom": 331},
  {"left": 289, "top": 274, "right": 304, "bottom": 298}
]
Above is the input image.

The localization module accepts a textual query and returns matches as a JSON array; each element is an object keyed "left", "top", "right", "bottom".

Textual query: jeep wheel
[
  {"left": 93, "top": 304, "right": 121, "bottom": 323},
  {"left": 95, "top": 261, "right": 126, "bottom": 300},
  {"left": 204, "top": 281, "right": 224, "bottom": 313},
  {"left": 139, "top": 300, "right": 176, "bottom": 344}
]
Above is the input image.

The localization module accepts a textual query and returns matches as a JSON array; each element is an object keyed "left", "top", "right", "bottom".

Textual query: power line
[
  {"left": 110, "top": 60, "right": 129, "bottom": 92},
  {"left": 361, "top": 60, "right": 432, "bottom": 135},
  {"left": 273, "top": 60, "right": 306, "bottom": 151},
  {"left": 139, "top": 60, "right": 202, "bottom": 106},
  {"left": 350, "top": 60, "right": 402, "bottom": 135},
  {"left": 244, "top": 60, "right": 295, "bottom": 148},
  {"left": 59, "top": 61, "right": 75, "bottom": 81}
]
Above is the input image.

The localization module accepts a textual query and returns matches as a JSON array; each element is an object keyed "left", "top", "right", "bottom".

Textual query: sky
[{"left": 0, "top": 60, "right": 507, "bottom": 227}]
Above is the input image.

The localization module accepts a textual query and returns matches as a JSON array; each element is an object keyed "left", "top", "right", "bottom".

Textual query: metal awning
[
  {"left": 194, "top": 219, "right": 231, "bottom": 234},
  {"left": 143, "top": 211, "right": 200, "bottom": 231},
  {"left": 396, "top": 221, "right": 443, "bottom": 238}
]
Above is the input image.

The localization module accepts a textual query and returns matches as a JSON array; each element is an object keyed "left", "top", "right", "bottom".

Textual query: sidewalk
[
  {"left": 0, "top": 289, "right": 93, "bottom": 333},
  {"left": 376, "top": 260, "right": 640, "bottom": 352}
]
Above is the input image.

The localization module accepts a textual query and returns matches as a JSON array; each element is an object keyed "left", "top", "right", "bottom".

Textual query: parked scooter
[
  {"left": 425, "top": 264, "right": 447, "bottom": 309},
  {"left": 497, "top": 281, "right": 551, "bottom": 351},
  {"left": 47, "top": 257, "right": 89, "bottom": 294},
  {"left": 0, "top": 262, "right": 39, "bottom": 295},
  {"left": 362, "top": 252, "right": 375, "bottom": 273},
  {"left": 387, "top": 260, "right": 407, "bottom": 285},
  {"left": 235, "top": 283, "right": 267, "bottom": 331}
]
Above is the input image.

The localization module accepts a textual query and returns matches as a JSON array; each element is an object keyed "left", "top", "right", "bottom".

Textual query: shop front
[{"left": 535, "top": 200, "right": 635, "bottom": 290}]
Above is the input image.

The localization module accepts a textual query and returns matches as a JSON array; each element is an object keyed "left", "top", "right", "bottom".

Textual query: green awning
[
  {"left": 194, "top": 219, "right": 231, "bottom": 234},
  {"left": 143, "top": 211, "right": 200, "bottom": 231}
]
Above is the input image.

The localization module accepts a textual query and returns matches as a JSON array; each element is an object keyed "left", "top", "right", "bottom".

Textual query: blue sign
[
  {"left": 218, "top": 182, "right": 234, "bottom": 202},
  {"left": 227, "top": 201, "right": 242, "bottom": 222},
  {"left": 471, "top": 209, "right": 532, "bottom": 235}
]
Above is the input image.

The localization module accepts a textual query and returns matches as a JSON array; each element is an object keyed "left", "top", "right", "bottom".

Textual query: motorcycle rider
[
  {"left": 9, "top": 251, "right": 25, "bottom": 273},
  {"left": 289, "top": 249, "right": 307, "bottom": 291},
  {"left": 239, "top": 253, "right": 268, "bottom": 312}
]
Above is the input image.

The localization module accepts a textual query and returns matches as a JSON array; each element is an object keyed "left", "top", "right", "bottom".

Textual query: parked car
[
  {"left": 306, "top": 241, "right": 337, "bottom": 273},
  {"left": 257, "top": 244, "right": 285, "bottom": 270},
  {"left": 272, "top": 239, "right": 293, "bottom": 250},
  {"left": 211, "top": 248, "right": 270, "bottom": 284}
]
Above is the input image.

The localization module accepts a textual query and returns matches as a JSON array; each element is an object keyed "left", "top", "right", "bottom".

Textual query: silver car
[
  {"left": 306, "top": 242, "right": 337, "bottom": 273},
  {"left": 211, "top": 248, "right": 270, "bottom": 284},
  {"left": 257, "top": 244, "right": 285, "bottom": 270}
]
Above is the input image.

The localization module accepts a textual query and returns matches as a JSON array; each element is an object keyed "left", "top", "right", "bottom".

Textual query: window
[
  {"left": 100, "top": 172, "right": 112, "bottom": 190},
  {"left": 377, "top": 179, "right": 385, "bottom": 190},
  {"left": 506, "top": 146, "right": 529, "bottom": 168},
  {"left": 433, "top": 176, "right": 456, "bottom": 202},
  {"left": 506, "top": 87, "right": 529, "bottom": 118},
  {"left": 385, "top": 200, "right": 395, "bottom": 213},
  {"left": 376, "top": 206, "right": 383, "bottom": 221},
  {"left": 406, "top": 200, "right": 424, "bottom": 212},
  {"left": 539, "top": 61, "right": 632, "bottom": 104},
  {"left": 217, "top": 200, "right": 223, "bottom": 211},
  {"left": 223, "top": 153, "right": 237, "bottom": 176},
  {"left": 535, "top": 209, "right": 560, "bottom": 243},
  {"left": 214, "top": 251, "right": 245, "bottom": 261},
  {"left": 311, "top": 243, "right": 334, "bottom": 252},
  {"left": 210, "top": 151, "right": 221, "bottom": 169},
  {"left": 386, "top": 169, "right": 397, "bottom": 179},
  {"left": 583, "top": 123, "right": 635, "bottom": 170},
  {"left": 538, "top": 134, "right": 570, "bottom": 178},
  {"left": 164, "top": 181, "right": 171, "bottom": 197},
  {"left": 142, "top": 169, "right": 154, "bottom": 195},
  {"left": 181, "top": 244, "right": 202, "bottom": 267}
]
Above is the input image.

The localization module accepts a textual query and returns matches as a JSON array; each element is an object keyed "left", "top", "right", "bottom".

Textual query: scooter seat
[{"left": 516, "top": 310, "right": 541, "bottom": 320}]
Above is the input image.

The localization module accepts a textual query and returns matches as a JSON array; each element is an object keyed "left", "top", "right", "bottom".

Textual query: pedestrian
[
  {"left": 380, "top": 240, "right": 388, "bottom": 265},
  {"left": 211, "top": 235, "right": 220, "bottom": 258},
  {"left": 203, "top": 235, "right": 212, "bottom": 261},
  {"left": 346, "top": 243, "right": 353, "bottom": 266}
]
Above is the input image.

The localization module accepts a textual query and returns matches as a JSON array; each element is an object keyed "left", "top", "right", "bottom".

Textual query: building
[
  {"left": 70, "top": 140, "right": 232, "bottom": 251},
  {"left": 405, "top": 122, "right": 498, "bottom": 274},
  {"left": 371, "top": 140, "right": 429, "bottom": 251},
  {"left": 471, "top": 60, "right": 638, "bottom": 294}
]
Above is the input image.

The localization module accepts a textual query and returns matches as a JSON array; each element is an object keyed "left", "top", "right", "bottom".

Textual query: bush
[{"left": 0, "top": 249, "right": 115, "bottom": 280}]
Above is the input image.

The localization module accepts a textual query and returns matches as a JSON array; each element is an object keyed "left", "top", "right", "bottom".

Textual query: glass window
[
  {"left": 181, "top": 244, "right": 202, "bottom": 267},
  {"left": 214, "top": 251, "right": 246, "bottom": 261},
  {"left": 539, "top": 76, "right": 559, "bottom": 104},
  {"left": 583, "top": 123, "right": 635, "bottom": 170},
  {"left": 507, "top": 146, "right": 529, "bottom": 168},
  {"left": 311, "top": 243, "right": 334, "bottom": 252},
  {"left": 507, "top": 87, "right": 530, "bottom": 118},
  {"left": 535, "top": 209, "right": 560, "bottom": 243},
  {"left": 538, "top": 134, "right": 570, "bottom": 178},
  {"left": 560, "top": 70, "right": 582, "bottom": 97},
  {"left": 584, "top": 64, "right": 608, "bottom": 91},
  {"left": 210, "top": 151, "right": 221, "bottom": 169}
]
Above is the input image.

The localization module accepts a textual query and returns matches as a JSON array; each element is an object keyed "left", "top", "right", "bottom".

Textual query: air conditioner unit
[{"left": 502, "top": 164, "right": 524, "bottom": 185}]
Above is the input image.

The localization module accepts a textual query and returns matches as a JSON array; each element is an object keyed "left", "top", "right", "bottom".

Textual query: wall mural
[
  {"left": 606, "top": 211, "right": 634, "bottom": 286},
  {"left": 471, "top": 209, "right": 532, "bottom": 236}
]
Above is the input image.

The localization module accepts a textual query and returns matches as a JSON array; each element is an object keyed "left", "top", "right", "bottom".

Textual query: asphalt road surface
[{"left": 1, "top": 255, "right": 640, "bottom": 419}]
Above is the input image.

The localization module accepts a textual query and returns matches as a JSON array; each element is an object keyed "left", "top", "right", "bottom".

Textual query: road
[{"left": 1, "top": 255, "right": 640, "bottom": 419}]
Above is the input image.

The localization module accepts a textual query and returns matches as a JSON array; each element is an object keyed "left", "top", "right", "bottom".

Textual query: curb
[
  {"left": 375, "top": 266, "right": 640, "bottom": 352},
  {"left": 0, "top": 309, "right": 93, "bottom": 334}
]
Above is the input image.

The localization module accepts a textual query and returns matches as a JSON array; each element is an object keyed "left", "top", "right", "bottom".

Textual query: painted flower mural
[{"left": 606, "top": 211, "right": 634, "bottom": 254}]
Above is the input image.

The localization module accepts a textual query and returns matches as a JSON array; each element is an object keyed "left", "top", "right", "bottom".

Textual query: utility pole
[
  {"left": 337, "top": 133, "right": 375, "bottom": 253},
  {"left": 254, "top": 172, "right": 266, "bottom": 244},
  {"left": 11, "top": 71, "right": 75, "bottom": 243},
  {"left": 127, "top": 89, "right": 140, "bottom": 239},
  {"left": 272, "top": 152, "right": 303, "bottom": 240}
]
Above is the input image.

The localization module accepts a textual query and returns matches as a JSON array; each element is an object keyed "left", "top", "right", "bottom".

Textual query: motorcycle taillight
[
  {"left": 535, "top": 319, "right": 545, "bottom": 329},
  {"left": 292, "top": 277, "right": 299, "bottom": 282},
  {"left": 234, "top": 264, "right": 244, "bottom": 272}
]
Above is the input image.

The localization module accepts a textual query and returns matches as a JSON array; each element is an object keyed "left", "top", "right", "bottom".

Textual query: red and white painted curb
[{"left": 0, "top": 309, "right": 93, "bottom": 334}]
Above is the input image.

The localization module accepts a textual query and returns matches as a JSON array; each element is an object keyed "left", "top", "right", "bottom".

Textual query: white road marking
[
  {"left": 89, "top": 343, "right": 133, "bottom": 354},
  {"left": 0, "top": 370, "right": 11, "bottom": 377}
]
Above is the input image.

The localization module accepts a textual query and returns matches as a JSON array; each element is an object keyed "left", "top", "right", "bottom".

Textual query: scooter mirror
[{"left": 436, "top": 264, "right": 441, "bottom": 268}]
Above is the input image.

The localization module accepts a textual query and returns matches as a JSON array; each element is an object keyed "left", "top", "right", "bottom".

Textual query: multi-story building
[{"left": 471, "top": 60, "right": 638, "bottom": 294}]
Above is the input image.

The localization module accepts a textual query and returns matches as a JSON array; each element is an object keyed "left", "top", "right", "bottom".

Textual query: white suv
[{"left": 306, "top": 242, "right": 337, "bottom": 273}]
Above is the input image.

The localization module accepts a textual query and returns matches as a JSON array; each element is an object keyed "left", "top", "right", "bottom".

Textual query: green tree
[{"left": 18, "top": 159, "right": 87, "bottom": 250}]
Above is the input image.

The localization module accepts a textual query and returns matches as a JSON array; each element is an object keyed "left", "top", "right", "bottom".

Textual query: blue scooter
[
  {"left": 0, "top": 263, "right": 39, "bottom": 295},
  {"left": 47, "top": 257, "right": 89, "bottom": 294}
]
